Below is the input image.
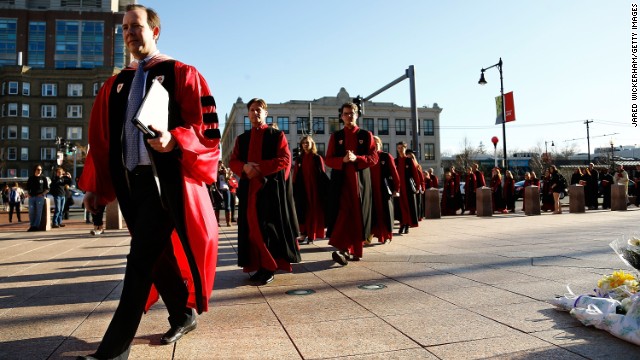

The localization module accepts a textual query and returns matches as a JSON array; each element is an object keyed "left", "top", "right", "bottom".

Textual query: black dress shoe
[
  {"left": 249, "top": 269, "right": 265, "bottom": 281},
  {"left": 160, "top": 318, "right": 197, "bottom": 345},
  {"left": 76, "top": 354, "right": 100, "bottom": 360},
  {"left": 259, "top": 271, "right": 274, "bottom": 285}
]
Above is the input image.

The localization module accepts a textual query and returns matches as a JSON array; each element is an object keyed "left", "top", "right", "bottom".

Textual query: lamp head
[
  {"left": 551, "top": 141, "right": 555, "bottom": 147},
  {"left": 478, "top": 71, "right": 487, "bottom": 85}
]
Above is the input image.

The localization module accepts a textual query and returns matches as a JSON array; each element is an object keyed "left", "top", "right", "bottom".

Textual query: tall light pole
[
  {"left": 479, "top": 58, "right": 507, "bottom": 170},
  {"left": 545, "top": 140, "right": 555, "bottom": 164},
  {"left": 610, "top": 139, "right": 615, "bottom": 170}
]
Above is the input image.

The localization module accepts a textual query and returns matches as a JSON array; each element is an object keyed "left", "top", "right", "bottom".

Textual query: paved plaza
[{"left": 0, "top": 205, "right": 639, "bottom": 359}]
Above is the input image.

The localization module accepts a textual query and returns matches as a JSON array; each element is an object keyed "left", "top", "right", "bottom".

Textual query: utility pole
[{"left": 584, "top": 120, "right": 593, "bottom": 163}]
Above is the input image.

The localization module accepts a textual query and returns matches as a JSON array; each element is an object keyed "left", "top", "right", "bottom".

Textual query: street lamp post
[
  {"left": 545, "top": 140, "right": 555, "bottom": 163},
  {"left": 479, "top": 58, "right": 507, "bottom": 171},
  {"left": 610, "top": 139, "right": 615, "bottom": 170}
]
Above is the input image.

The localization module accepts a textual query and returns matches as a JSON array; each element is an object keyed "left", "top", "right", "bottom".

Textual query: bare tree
[
  {"left": 454, "top": 137, "right": 479, "bottom": 171},
  {"left": 529, "top": 143, "right": 545, "bottom": 177},
  {"left": 478, "top": 141, "right": 487, "bottom": 154},
  {"left": 556, "top": 142, "right": 579, "bottom": 160}
]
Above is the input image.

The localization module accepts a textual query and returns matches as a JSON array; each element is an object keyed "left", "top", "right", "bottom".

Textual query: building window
[
  {"left": 7, "top": 125, "right": 17, "bottom": 139},
  {"left": 20, "top": 169, "right": 29, "bottom": 177},
  {"left": 423, "top": 119, "right": 434, "bottom": 136},
  {"left": 8, "top": 81, "right": 18, "bottom": 94},
  {"left": 41, "top": 147, "right": 56, "bottom": 160},
  {"left": 328, "top": 117, "right": 340, "bottom": 133},
  {"left": 55, "top": 20, "right": 104, "bottom": 68},
  {"left": 243, "top": 116, "right": 251, "bottom": 131},
  {"left": 67, "top": 83, "right": 83, "bottom": 97},
  {"left": 312, "top": 117, "right": 325, "bottom": 134},
  {"left": 42, "top": 83, "right": 58, "bottom": 96},
  {"left": 266, "top": 116, "right": 273, "bottom": 125},
  {"left": 28, "top": 21, "right": 46, "bottom": 68},
  {"left": 7, "top": 103, "right": 17, "bottom": 116},
  {"left": 424, "top": 143, "right": 435, "bottom": 160},
  {"left": 0, "top": 19, "right": 17, "bottom": 66},
  {"left": 277, "top": 116, "right": 289, "bottom": 134},
  {"left": 41, "top": 127, "right": 57, "bottom": 140},
  {"left": 67, "top": 126, "right": 82, "bottom": 140},
  {"left": 21, "top": 126, "right": 29, "bottom": 139},
  {"left": 20, "top": 147, "right": 28, "bottom": 161},
  {"left": 362, "top": 118, "right": 374, "bottom": 134},
  {"left": 378, "top": 118, "right": 389, "bottom": 135},
  {"left": 7, "top": 147, "right": 17, "bottom": 161},
  {"left": 316, "top": 143, "right": 326, "bottom": 157},
  {"left": 93, "top": 82, "right": 100, "bottom": 96},
  {"left": 67, "top": 105, "right": 82, "bottom": 118},
  {"left": 22, "top": 82, "right": 30, "bottom": 96},
  {"left": 383, "top": 143, "right": 390, "bottom": 153},
  {"left": 21, "top": 104, "right": 29, "bottom": 117},
  {"left": 113, "top": 24, "right": 126, "bottom": 68},
  {"left": 42, "top": 105, "right": 57, "bottom": 118},
  {"left": 395, "top": 119, "right": 406, "bottom": 135},
  {"left": 296, "top": 117, "right": 309, "bottom": 134}
]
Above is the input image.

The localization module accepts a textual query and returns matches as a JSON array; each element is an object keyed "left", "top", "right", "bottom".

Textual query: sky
[{"left": 149, "top": 0, "right": 636, "bottom": 156}]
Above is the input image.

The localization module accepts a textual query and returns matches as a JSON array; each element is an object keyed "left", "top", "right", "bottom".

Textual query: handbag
[{"left": 209, "top": 184, "right": 224, "bottom": 209}]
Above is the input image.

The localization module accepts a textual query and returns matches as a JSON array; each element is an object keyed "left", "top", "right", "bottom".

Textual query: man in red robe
[
  {"left": 325, "top": 102, "right": 378, "bottom": 264},
  {"left": 229, "top": 98, "right": 301, "bottom": 285},
  {"left": 77, "top": 5, "right": 220, "bottom": 359}
]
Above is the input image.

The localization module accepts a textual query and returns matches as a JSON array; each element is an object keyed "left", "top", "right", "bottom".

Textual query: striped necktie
[{"left": 124, "top": 60, "right": 146, "bottom": 171}]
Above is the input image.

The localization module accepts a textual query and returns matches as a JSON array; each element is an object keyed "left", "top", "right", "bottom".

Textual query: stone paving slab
[{"left": 0, "top": 207, "right": 639, "bottom": 359}]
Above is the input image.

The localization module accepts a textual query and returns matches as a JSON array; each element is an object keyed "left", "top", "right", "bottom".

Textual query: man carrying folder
[{"left": 78, "top": 4, "right": 220, "bottom": 359}]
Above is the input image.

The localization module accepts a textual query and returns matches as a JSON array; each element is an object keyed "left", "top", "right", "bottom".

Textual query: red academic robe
[
  {"left": 229, "top": 124, "right": 295, "bottom": 273},
  {"left": 325, "top": 126, "right": 377, "bottom": 258},
  {"left": 293, "top": 152, "right": 326, "bottom": 240},
  {"left": 79, "top": 56, "right": 220, "bottom": 313},
  {"left": 396, "top": 156, "right": 422, "bottom": 227},
  {"left": 370, "top": 151, "right": 400, "bottom": 242}
]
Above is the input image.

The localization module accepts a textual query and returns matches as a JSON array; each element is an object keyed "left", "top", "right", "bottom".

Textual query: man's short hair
[
  {"left": 126, "top": 4, "right": 161, "bottom": 40},
  {"left": 396, "top": 141, "right": 407, "bottom": 147},
  {"left": 247, "top": 98, "right": 267, "bottom": 110},
  {"left": 341, "top": 102, "right": 358, "bottom": 114}
]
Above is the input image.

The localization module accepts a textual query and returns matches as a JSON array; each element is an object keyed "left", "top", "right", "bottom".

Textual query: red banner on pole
[{"left": 495, "top": 91, "right": 516, "bottom": 124}]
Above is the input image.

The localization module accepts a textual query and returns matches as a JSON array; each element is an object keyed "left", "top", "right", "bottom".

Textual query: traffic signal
[{"left": 352, "top": 96, "right": 364, "bottom": 117}]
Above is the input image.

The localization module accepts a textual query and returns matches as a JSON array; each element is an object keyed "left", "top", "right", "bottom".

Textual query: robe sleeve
[
  {"left": 354, "top": 131, "right": 378, "bottom": 170},
  {"left": 324, "top": 133, "right": 344, "bottom": 170},
  {"left": 228, "top": 137, "right": 245, "bottom": 178},
  {"left": 170, "top": 64, "right": 220, "bottom": 184},
  {"left": 79, "top": 76, "right": 117, "bottom": 206}
]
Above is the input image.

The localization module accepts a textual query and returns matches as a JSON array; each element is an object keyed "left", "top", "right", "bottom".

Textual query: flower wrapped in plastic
[
  {"left": 609, "top": 233, "right": 640, "bottom": 271},
  {"left": 595, "top": 270, "right": 639, "bottom": 300},
  {"left": 550, "top": 285, "right": 623, "bottom": 313}
]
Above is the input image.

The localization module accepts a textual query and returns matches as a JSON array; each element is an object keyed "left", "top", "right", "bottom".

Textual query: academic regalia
[
  {"left": 474, "top": 170, "right": 486, "bottom": 188},
  {"left": 325, "top": 126, "right": 377, "bottom": 259},
  {"left": 370, "top": 151, "right": 400, "bottom": 242},
  {"left": 601, "top": 172, "right": 613, "bottom": 209},
  {"left": 229, "top": 125, "right": 301, "bottom": 274},
  {"left": 293, "top": 152, "right": 329, "bottom": 241},
  {"left": 541, "top": 176, "right": 555, "bottom": 212},
  {"left": 394, "top": 156, "right": 421, "bottom": 227},
  {"left": 504, "top": 177, "right": 516, "bottom": 212},
  {"left": 430, "top": 173, "right": 439, "bottom": 189},
  {"left": 522, "top": 178, "right": 540, "bottom": 211},
  {"left": 441, "top": 176, "right": 458, "bottom": 215},
  {"left": 491, "top": 175, "right": 506, "bottom": 212},
  {"left": 464, "top": 172, "right": 477, "bottom": 213},
  {"left": 79, "top": 56, "right": 220, "bottom": 358},
  {"left": 586, "top": 169, "right": 600, "bottom": 209}
]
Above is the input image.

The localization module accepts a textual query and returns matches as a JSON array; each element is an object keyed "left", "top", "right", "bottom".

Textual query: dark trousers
[
  {"left": 92, "top": 205, "right": 106, "bottom": 226},
  {"left": 8, "top": 201, "right": 21, "bottom": 222},
  {"left": 96, "top": 169, "right": 193, "bottom": 359}
]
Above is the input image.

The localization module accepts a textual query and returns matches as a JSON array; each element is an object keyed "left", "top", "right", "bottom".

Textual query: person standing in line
[
  {"left": 586, "top": 163, "right": 600, "bottom": 210},
  {"left": 614, "top": 164, "right": 630, "bottom": 204},
  {"left": 441, "top": 171, "right": 458, "bottom": 216},
  {"left": 2, "top": 184, "right": 9, "bottom": 211},
  {"left": 26, "top": 165, "right": 49, "bottom": 231},
  {"left": 370, "top": 136, "right": 400, "bottom": 244},
  {"left": 521, "top": 172, "right": 539, "bottom": 211},
  {"left": 325, "top": 102, "right": 377, "bottom": 264},
  {"left": 293, "top": 135, "right": 329, "bottom": 245},
  {"left": 229, "top": 98, "right": 301, "bottom": 284},
  {"left": 77, "top": 5, "right": 220, "bottom": 359},
  {"left": 215, "top": 163, "right": 232, "bottom": 227},
  {"left": 503, "top": 170, "right": 516, "bottom": 213},
  {"left": 406, "top": 150, "right": 425, "bottom": 221},
  {"left": 491, "top": 168, "right": 507, "bottom": 214},
  {"left": 50, "top": 167, "right": 72, "bottom": 228},
  {"left": 549, "top": 165, "right": 564, "bottom": 214},
  {"left": 8, "top": 182, "right": 25, "bottom": 223},
  {"left": 600, "top": 168, "right": 613, "bottom": 209},
  {"left": 90, "top": 205, "right": 106, "bottom": 236},
  {"left": 464, "top": 166, "right": 477, "bottom": 215},
  {"left": 394, "top": 142, "right": 421, "bottom": 234},
  {"left": 634, "top": 165, "right": 640, "bottom": 207}
]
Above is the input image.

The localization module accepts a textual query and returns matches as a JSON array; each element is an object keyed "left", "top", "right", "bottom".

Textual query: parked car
[{"left": 45, "top": 188, "right": 85, "bottom": 209}]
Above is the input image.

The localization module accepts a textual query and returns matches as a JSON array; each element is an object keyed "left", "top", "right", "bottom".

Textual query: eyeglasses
[{"left": 342, "top": 112, "right": 355, "bottom": 117}]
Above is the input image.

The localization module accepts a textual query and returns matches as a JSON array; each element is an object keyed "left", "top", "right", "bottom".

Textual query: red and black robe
[
  {"left": 394, "top": 156, "right": 421, "bottom": 227},
  {"left": 229, "top": 125, "right": 301, "bottom": 273},
  {"left": 370, "top": 151, "right": 400, "bottom": 242},
  {"left": 465, "top": 172, "right": 477, "bottom": 212},
  {"left": 293, "top": 152, "right": 328, "bottom": 241}
]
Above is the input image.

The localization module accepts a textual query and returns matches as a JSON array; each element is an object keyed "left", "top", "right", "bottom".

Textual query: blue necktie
[{"left": 124, "top": 60, "right": 146, "bottom": 171}]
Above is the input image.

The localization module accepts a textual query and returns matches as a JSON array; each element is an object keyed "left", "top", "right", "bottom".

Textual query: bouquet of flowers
[
  {"left": 610, "top": 234, "right": 640, "bottom": 271},
  {"left": 595, "top": 270, "right": 639, "bottom": 300}
]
